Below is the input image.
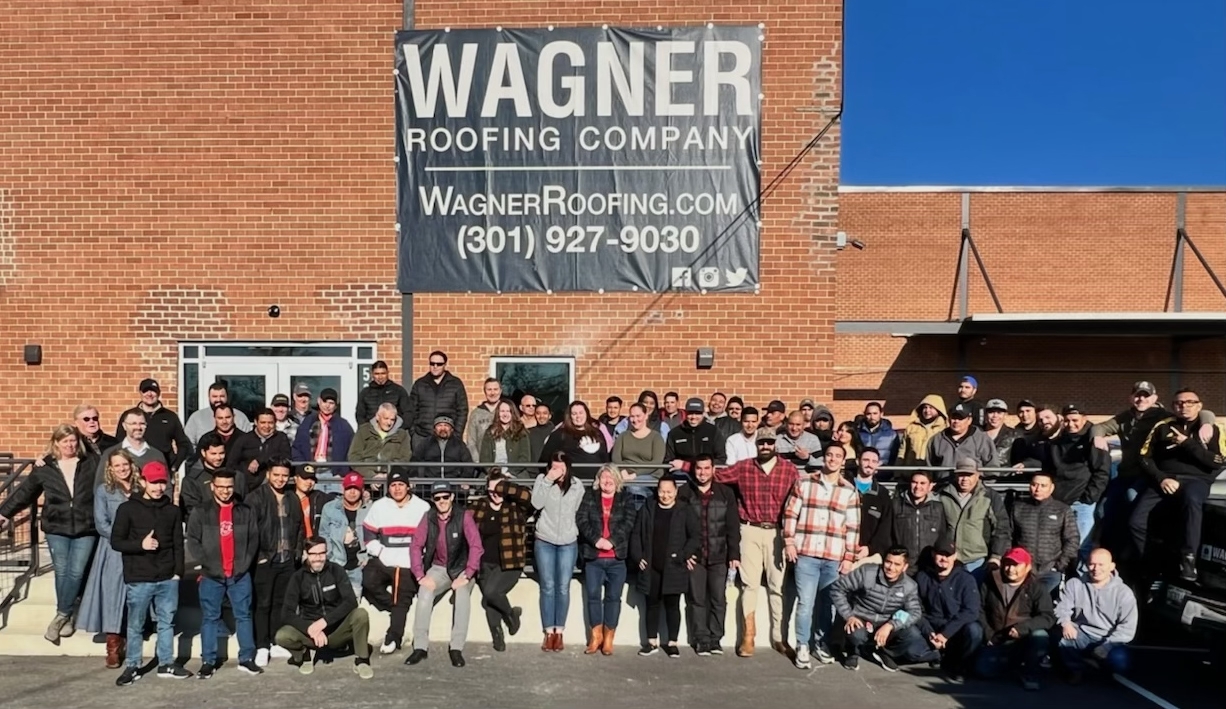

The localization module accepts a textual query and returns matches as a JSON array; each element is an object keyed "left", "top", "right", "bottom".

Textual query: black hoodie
[{"left": 111, "top": 493, "right": 184, "bottom": 583}]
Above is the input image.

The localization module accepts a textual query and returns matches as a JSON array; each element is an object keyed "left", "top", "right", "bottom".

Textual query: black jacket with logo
[
  {"left": 664, "top": 421, "right": 727, "bottom": 468},
  {"left": 281, "top": 561, "right": 358, "bottom": 634},
  {"left": 185, "top": 499, "right": 260, "bottom": 580},
  {"left": 1139, "top": 417, "right": 1226, "bottom": 484},
  {"left": 111, "top": 494, "right": 184, "bottom": 583},
  {"left": 0, "top": 454, "right": 98, "bottom": 539},
  {"left": 855, "top": 479, "right": 895, "bottom": 556}
]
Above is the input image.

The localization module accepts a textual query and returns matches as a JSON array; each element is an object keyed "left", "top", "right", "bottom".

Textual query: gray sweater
[
  {"left": 531, "top": 474, "right": 585, "bottom": 545},
  {"left": 1055, "top": 572, "right": 1138, "bottom": 644},
  {"left": 830, "top": 563, "right": 924, "bottom": 629}
]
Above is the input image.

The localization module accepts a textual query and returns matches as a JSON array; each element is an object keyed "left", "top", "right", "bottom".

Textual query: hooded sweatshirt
[
  {"left": 899, "top": 395, "right": 948, "bottom": 465},
  {"left": 1055, "top": 572, "right": 1138, "bottom": 644}
]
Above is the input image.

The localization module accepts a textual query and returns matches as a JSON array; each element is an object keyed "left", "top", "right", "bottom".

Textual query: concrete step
[{"left": 1, "top": 569, "right": 778, "bottom": 658}]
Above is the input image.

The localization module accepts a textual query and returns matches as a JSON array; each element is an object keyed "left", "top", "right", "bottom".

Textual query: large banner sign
[{"left": 394, "top": 26, "right": 763, "bottom": 293}]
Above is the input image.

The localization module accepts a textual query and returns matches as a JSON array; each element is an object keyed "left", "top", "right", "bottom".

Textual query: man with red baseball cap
[
  {"left": 975, "top": 546, "right": 1055, "bottom": 691},
  {"left": 319, "top": 471, "right": 371, "bottom": 597}
]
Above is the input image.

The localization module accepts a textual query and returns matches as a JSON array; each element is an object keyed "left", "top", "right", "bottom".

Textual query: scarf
[{"left": 313, "top": 412, "right": 332, "bottom": 461}]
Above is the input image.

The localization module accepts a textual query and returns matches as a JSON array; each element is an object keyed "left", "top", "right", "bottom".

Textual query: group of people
[{"left": 0, "top": 360, "right": 1218, "bottom": 692}]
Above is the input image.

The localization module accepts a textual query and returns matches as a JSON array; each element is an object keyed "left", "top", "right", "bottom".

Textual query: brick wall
[
  {"left": 0, "top": 0, "right": 841, "bottom": 456},
  {"left": 833, "top": 190, "right": 1226, "bottom": 425}
]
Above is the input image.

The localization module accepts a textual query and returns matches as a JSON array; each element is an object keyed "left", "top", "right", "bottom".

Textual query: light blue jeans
[
  {"left": 1059, "top": 628, "right": 1129, "bottom": 674},
  {"left": 793, "top": 556, "right": 841, "bottom": 650},
  {"left": 45, "top": 534, "right": 96, "bottom": 616},
  {"left": 125, "top": 579, "right": 179, "bottom": 669},
  {"left": 1070, "top": 501, "right": 1097, "bottom": 569},
  {"left": 535, "top": 540, "right": 578, "bottom": 630}
]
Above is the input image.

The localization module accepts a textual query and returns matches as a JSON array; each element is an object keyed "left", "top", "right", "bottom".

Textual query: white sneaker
[
  {"left": 814, "top": 643, "right": 835, "bottom": 665},
  {"left": 379, "top": 639, "right": 400, "bottom": 655},
  {"left": 794, "top": 645, "right": 812, "bottom": 670},
  {"left": 254, "top": 648, "right": 269, "bottom": 668},
  {"left": 269, "top": 646, "right": 291, "bottom": 659}
]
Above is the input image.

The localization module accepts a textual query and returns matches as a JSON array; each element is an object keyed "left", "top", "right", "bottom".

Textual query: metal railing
[{"left": 0, "top": 455, "right": 40, "bottom": 616}]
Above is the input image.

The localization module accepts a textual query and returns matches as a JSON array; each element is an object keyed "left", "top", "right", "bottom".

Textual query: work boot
[
  {"left": 44, "top": 613, "right": 69, "bottom": 644},
  {"left": 585, "top": 624, "right": 605, "bottom": 655},
  {"left": 601, "top": 627, "right": 616, "bottom": 656},
  {"left": 1180, "top": 554, "right": 1198, "bottom": 582},
  {"left": 105, "top": 634, "right": 123, "bottom": 669},
  {"left": 737, "top": 614, "right": 756, "bottom": 657}
]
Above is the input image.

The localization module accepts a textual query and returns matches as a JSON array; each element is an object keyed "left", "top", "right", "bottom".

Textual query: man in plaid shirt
[
  {"left": 783, "top": 442, "right": 861, "bottom": 670},
  {"left": 715, "top": 427, "right": 800, "bottom": 659}
]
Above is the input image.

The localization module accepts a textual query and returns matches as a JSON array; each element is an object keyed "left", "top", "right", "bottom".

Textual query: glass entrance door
[{"left": 197, "top": 360, "right": 279, "bottom": 425}]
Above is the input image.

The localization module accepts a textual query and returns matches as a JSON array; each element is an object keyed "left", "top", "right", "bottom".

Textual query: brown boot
[
  {"left": 585, "top": 624, "right": 604, "bottom": 655},
  {"left": 542, "top": 632, "right": 553, "bottom": 652},
  {"left": 553, "top": 631, "right": 565, "bottom": 652},
  {"left": 105, "top": 634, "right": 122, "bottom": 669},
  {"left": 601, "top": 626, "right": 616, "bottom": 656},
  {"left": 737, "top": 614, "right": 756, "bottom": 657}
]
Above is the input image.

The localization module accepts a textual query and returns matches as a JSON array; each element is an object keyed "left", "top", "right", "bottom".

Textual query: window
[{"left": 490, "top": 357, "right": 575, "bottom": 426}]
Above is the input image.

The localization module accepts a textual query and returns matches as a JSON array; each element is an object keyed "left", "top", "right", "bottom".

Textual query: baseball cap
[
  {"left": 296, "top": 465, "right": 318, "bottom": 480},
  {"left": 755, "top": 427, "right": 777, "bottom": 442},
  {"left": 1132, "top": 381, "right": 1156, "bottom": 396},
  {"left": 954, "top": 458, "right": 979, "bottom": 476},
  {"left": 1016, "top": 399, "right": 1036, "bottom": 410},
  {"left": 1002, "top": 547, "right": 1032, "bottom": 566},
  {"left": 799, "top": 398, "right": 815, "bottom": 409},
  {"left": 388, "top": 469, "right": 410, "bottom": 486},
  {"left": 961, "top": 375, "right": 979, "bottom": 388},
  {"left": 1060, "top": 403, "right": 1084, "bottom": 416},
  {"left": 319, "top": 388, "right": 338, "bottom": 403},
  {"left": 271, "top": 393, "right": 290, "bottom": 407},
  {"left": 139, "top": 378, "right": 160, "bottom": 394},
  {"left": 985, "top": 399, "right": 1008, "bottom": 412},
  {"left": 949, "top": 404, "right": 972, "bottom": 419},
  {"left": 431, "top": 481, "right": 453, "bottom": 497},
  {"left": 433, "top": 414, "right": 455, "bottom": 427},
  {"left": 766, "top": 400, "right": 787, "bottom": 413},
  {"left": 293, "top": 383, "right": 312, "bottom": 396},
  {"left": 933, "top": 537, "right": 957, "bottom": 557},
  {"left": 684, "top": 397, "right": 705, "bottom": 413},
  {"left": 342, "top": 471, "right": 364, "bottom": 490},
  {"left": 142, "top": 461, "right": 169, "bottom": 484}
]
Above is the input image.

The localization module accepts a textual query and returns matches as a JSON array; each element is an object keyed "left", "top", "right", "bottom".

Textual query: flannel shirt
[
  {"left": 782, "top": 474, "right": 861, "bottom": 564},
  {"left": 714, "top": 456, "right": 799, "bottom": 526},
  {"left": 468, "top": 480, "right": 534, "bottom": 570}
]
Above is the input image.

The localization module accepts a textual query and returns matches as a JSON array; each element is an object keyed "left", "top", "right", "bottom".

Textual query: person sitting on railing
[
  {"left": 470, "top": 471, "right": 533, "bottom": 652},
  {"left": 936, "top": 458, "right": 1011, "bottom": 582},
  {"left": 347, "top": 403, "right": 414, "bottom": 480},
  {"left": 361, "top": 468, "right": 429, "bottom": 655},
  {"left": 478, "top": 400, "right": 533, "bottom": 478},
  {"left": 0, "top": 424, "right": 99, "bottom": 647},
  {"left": 412, "top": 415, "right": 481, "bottom": 479},
  {"left": 293, "top": 465, "right": 335, "bottom": 540},
  {"left": 539, "top": 401, "right": 611, "bottom": 479},
  {"left": 78, "top": 449, "right": 143, "bottom": 669},
  {"left": 319, "top": 471, "right": 372, "bottom": 597}
]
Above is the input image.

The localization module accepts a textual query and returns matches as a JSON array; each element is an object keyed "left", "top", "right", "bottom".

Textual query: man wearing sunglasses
[
  {"left": 405, "top": 351, "right": 470, "bottom": 451},
  {"left": 405, "top": 482, "right": 483, "bottom": 668},
  {"left": 74, "top": 403, "right": 118, "bottom": 458}
]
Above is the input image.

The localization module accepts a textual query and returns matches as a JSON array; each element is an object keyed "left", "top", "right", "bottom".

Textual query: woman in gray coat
[{"left": 77, "top": 449, "right": 141, "bottom": 668}]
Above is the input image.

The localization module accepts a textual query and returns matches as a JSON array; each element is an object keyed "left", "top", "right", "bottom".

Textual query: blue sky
[{"left": 841, "top": 0, "right": 1226, "bottom": 186}]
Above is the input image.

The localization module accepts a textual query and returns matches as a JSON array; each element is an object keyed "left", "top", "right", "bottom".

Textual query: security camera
[
  {"left": 850, "top": 239, "right": 867, "bottom": 251},
  {"left": 267, "top": 305, "right": 281, "bottom": 318}
]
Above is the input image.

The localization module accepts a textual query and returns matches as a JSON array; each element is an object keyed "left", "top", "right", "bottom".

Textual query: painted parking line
[{"left": 1113, "top": 673, "right": 1182, "bottom": 709}]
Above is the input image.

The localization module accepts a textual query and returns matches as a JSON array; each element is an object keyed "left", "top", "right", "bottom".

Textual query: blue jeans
[
  {"left": 1059, "top": 628, "right": 1129, "bottom": 674},
  {"left": 583, "top": 558, "right": 627, "bottom": 630},
  {"left": 346, "top": 568, "right": 363, "bottom": 598},
  {"left": 975, "top": 628, "right": 1049, "bottom": 678},
  {"left": 126, "top": 579, "right": 179, "bottom": 669},
  {"left": 1070, "top": 502, "right": 1096, "bottom": 568},
  {"left": 535, "top": 540, "right": 578, "bottom": 630},
  {"left": 45, "top": 534, "right": 95, "bottom": 616},
  {"left": 793, "top": 556, "right": 841, "bottom": 649},
  {"left": 963, "top": 558, "right": 989, "bottom": 583},
  {"left": 198, "top": 574, "right": 255, "bottom": 664}
]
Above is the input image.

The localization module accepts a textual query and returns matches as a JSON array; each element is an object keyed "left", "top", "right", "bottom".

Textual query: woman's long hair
[
  {"left": 561, "top": 401, "right": 602, "bottom": 441},
  {"left": 104, "top": 449, "right": 144, "bottom": 495},
  {"left": 549, "top": 451, "right": 574, "bottom": 494},
  {"left": 486, "top": 400, "right": 527, "bottom": 442}
]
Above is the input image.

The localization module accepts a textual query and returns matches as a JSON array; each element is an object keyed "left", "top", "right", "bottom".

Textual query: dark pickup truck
[{"left": 1152, "top": 496, "right": 1226, "bottom": 667}]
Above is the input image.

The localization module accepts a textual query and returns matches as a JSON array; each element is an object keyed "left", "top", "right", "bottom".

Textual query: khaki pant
[
  {"left": 738, "top": 524, "right": 786, "bottom": 643},
  {"left": 275, "top": 607, "right": 371, "bottom": 661}
]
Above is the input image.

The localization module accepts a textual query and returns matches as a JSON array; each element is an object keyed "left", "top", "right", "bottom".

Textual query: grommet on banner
[
  {"left": 496, "top": 290, "right": 502, "bottom": 295},
  {"left": 700, "top": 289, "right": 708, "bottom": 295},
  {"left": 597, "top": 288, "right": 605, "bottom": 294},
  {"left": 393, "top": 68, "right": 399, "bottom": 76},
  {"left": 548, "top": 25, "right": 555, "bottom": 31},
  {"left": 758, "top": 93, "right": 765, "bottom": 101},
  {"left": 496, "top": 26, "right": 502, "bottom": 31},
  {"left": 394, "top": 223, "right": 401, "bottom": 231},
  {"left": 631, "top": 285, "right": 638, "bottom": 291},
  {"left": 392, "top": 155, "right": 400, "bottom": 163},
  {"left": 444, "top": 27, "right": 451, "bottom": 32},
  {"left": 546, "top": 289, "right": 554, "bottom": 295},
  {"left": 755, "top": 221, "right": 762, "bottom": 228},
  {"left": 466, "top": 290, "right": 472, "bottom": 295},
  {"left": 758, "top": 22, "right": 766, "bottom": 29},
  {"left": 759, "top": 35, "right": 765, "bottom": 41},
  {"left": 707, "top": 22, "right": 714, "bottom": 29},
  {"left": 602, "top": 24, "right": 608, "bottom": 30},
  {"left": 657, "top": 25, "right": 664, "bottom": 31}
]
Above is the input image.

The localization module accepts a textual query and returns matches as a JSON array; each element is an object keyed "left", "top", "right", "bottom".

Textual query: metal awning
[{"left": 836, "top": 312, "right": 1226, "bottom": 337}]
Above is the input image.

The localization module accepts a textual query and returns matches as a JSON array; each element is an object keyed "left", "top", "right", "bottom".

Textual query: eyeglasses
[
  {"left": 1173, "top": 400, "right": 1201, "bottom": 407},
  {"left": 80, "top": 416, "right": 99, "bottom": 422},
  {"left": 756, "top": 441, "right": 776, "bottom": 446},
  {"left": 306, "top": 549, "right": 327, "bottom": 556},
  {"left": 432, "top": 494, "right": 452, "bottom": 502},
  {"left": 429, "top": 361, "right": 446, "bottom": 367}
]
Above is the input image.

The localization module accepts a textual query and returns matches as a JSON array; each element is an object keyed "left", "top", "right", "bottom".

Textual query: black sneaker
[
  {"left": 506, "top": 607, "right": 523, "bottom": 636},
  {"left": 491, "top": 626, "right": 506, "bottom": 652},
  {"left": 664, "top": 645, "right": 680, "bottom": 658},
  {"left": 709, "top": 645, "right": 724, "bottom": 655},
  {"left": 237, "top": 660, "right": 264, "bottom": 676},
  {"left": 1180, "top": 554, "right": 1199, "bottom": 582},
  {"left": 872, "top": 651, "right": 899, "bottom": 672},
  {"left": 197, "top": 663, "right": 216, "bottom": 680},
  {"left": 842, "top": 654, "right": 860, "bottom": 671},
  {"left": 157, "top": 664, "right": 194, "bottom": 680},
  {"left": 115, "top": 667, "right": 140, "bottom": 687},
  {"left": 638, "top": 644, "right": 660, "bottom": 657},
  {"left": 695, "top": 641, "right": 712, "bottom": 657}
]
